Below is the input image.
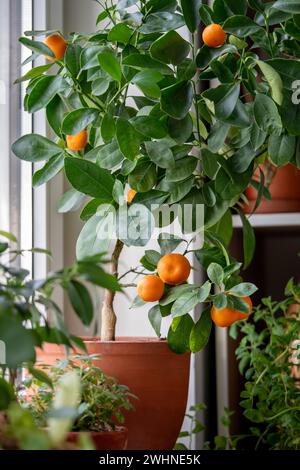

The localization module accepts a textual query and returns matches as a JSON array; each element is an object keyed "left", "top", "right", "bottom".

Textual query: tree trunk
[{"left": 100, "top": 239, "right": 124, "bottom": 341}]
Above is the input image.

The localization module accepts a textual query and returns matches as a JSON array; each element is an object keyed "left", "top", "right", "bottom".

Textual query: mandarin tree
[{"left": 12, "top": 0, "right": 300, "bottom": 352}]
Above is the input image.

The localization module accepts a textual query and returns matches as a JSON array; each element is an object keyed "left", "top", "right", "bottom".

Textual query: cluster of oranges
[{"left": 137, "top": 254, "right": 191, "bottom": 302}]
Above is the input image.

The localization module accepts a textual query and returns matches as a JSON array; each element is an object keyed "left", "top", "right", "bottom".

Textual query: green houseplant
[
  {"left": 11, "top": 0, "right": 300, "bottom": 449},
  {"left": 22, "top": 357, "right": 134, "bottom": 450},
  {"left": 232, "top": 280, "right": 300, "bottom": 450}
]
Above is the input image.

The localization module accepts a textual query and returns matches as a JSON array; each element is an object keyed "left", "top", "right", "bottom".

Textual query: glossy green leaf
[
  {"left": 150, "top": 31, "right": 190, "bottom": 65},
  {"left": 132, "top": 116, "right": 167, "bottom": 139},
  {"left": 167, "top": 313, "right": 194, "bottom": 354},
  {"left": 268, "top": 134, "right": 296, "bottom": 167},
  {"left": 101, "top": 114, "right": 116, "bottom": 142},
  {"left": 62, "top": 108, "right": 98, "bottom": 135},
  {"left": 223, "top": 15, "right": 261, "bottom": 37},
  {"left": 204, "top": 84, "right": 240, "bottom": 120},
  {"left": 140, "top": 12, "right": 184, "bottom": 33},
  {"left": 65, "top": 157, "right": 114, "bottom": 199},
  {"left": 116, "top": 119, "right": 140, "bottom": 160},
  {"left": 239, "top": 211, "right": 256, "bottom": 269},
  {"left": 161, "top": 81, "right": 193, "bottom": 119},
  {"left": 131, "top": 70, "right": 163, "bottom": 98},
  {"left": 190, "top": 309, "right": 212, "bottom": 353},
  {"left": 145, "top": 140, "right": 175, "bottom": 169},
  {"left": 98, "top": 51, "right": 122, "bottom": 81},
  {"left": 257, "top": 60, "right": 283, "bottom": 105},
  {"left": 207, "top": 262, "right": 224, "bottom": 286},
  {"left": 196, "top": 44, "right": 237, "bottom": 69},
  {"left": 229, "top": 282, "right": 258, "bottom": 297},
  {"left": 180, "top": 0, "right": 201, "bottom": 32},
  {"left": 88, "top": 141, "right": 124, "bottom": 169},
  {"left": 128, "top": 160, "right": 157, "bottom": 192},
  {"left": 14, "top": 63, "right": 53, "bottom": 84},
  {"left": 148, "top": 305, "right": 162, "bottom": 337},
  {"left": 57, "top": 188, "right": 85, "bottom": 213},
  {"left": 19, "top": 37, "right": 55, "bottom": 58},
  {"left": 27, "top": 75, "right": 64, "bottom": 113},
  {"left": 46, "top": 95, "right": 66, "bottom": 137},
  {"left": 76, "top": 211, "right": 112, "bottom": 260},
  {"left": 273, "top": 0, "right": 300, "bottom": 13},
  {"left": 12, "top": 134, "right": 62, "bottom": 162},
  {"left": 253, "top": 93, "right": 282, "bottom": 135},
  {"left": 108, "top": 23, "right": 133, "bottom": 43},
  {"left": 32, "top": 153, "right": 64, "bottom": 187},
  {"left": 165, "top": 156, "right": 197, "bottom": 182},
  {"left": 267, "top": 59, "right": 300, "bottom": 89},
  {"left": 122, "top": 53, "right": 173, "bottom": 74},
  {"left": 65, "top": 44, "right": 82, "bottom": 77},
  {"left": 67, "top": 280, "right": 93, "bottom": 326}
]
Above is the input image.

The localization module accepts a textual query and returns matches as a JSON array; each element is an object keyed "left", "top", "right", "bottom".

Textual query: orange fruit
[
  {"left": 202, "top": 24, "right": 226, "bottom": 48},
  {"left": 44, "top": 34, "right": 67, "bottom": 60},
  {"left": 211, "top": 296, "right": 253, "bottom": 328},
  {"left": 157, "top": 253, "right": 191, "bottom": 286},
  {"left": 66, "top": 130, "right": 88, "bottom": 151},
  {"left": 137, "top": 275, "right": 165, "bottom": 302},
  {"left": 127, "top": 188, "right": 137, "bottom": 204}
]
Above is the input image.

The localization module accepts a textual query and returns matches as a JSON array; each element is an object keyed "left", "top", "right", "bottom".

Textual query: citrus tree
[{"left": 12, "top": 0, "right": 300, "bottom": 352}]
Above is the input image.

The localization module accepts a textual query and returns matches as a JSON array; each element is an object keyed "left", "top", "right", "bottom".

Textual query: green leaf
[
  {"left": 223, "top": 15, "right": 261, "bottom": 37},
  {"left": 196, "top": 44, "right": 237, "bottom": 69},
  {"left": 168, "top": 114, "right": 193, "bottom": 144},
  {"left": 140, "top": 12, "right": 184, "bottom": 33},
  {"left": 108, "top": 23, "right": 133, "bottom": 43},
  {"left": 213, "top": 292, "right": 227, "bottom": 309},
  {"left": 67, "top": 280, "right": 93, "bottom": 326},
  {"left": 128, "top": 160, "right": 157, "bottom": 192},
  {"left": 92, "top": 78, "right": 110, "bottom": 96},
  {"left": 65, "top": 157, "right": 114, "bottom": 199},
  {"left": 253, "top": 93, "right": 282, "bottom": 135},
  {"left": 65, "top": 44, "right": 82, "bottom": 77},
  {"left": 268, "top": 134, "right": 296, "bottom": 167},
  {"left": 101, "top": 114, "right": 116, "bottom": 142},
  {"left": 46, "top": 95, "right": 66, "bottom": 137},
  {"left": 257, "top": 60, "right": 283, "bottom": 106},
  {"left": 148, "top": 305, "right": 162, "bottom": 337},
  {"left": 62, "top": 108, "right": 99, "bottom": 135},
  {"left": 169, "top": 176, "right": 194, "bottom": 204},
  {"left": 267, "top": 59, "right": 300, "bottom": 89},
  {"left": 19, "top": 37, "right": 55, "bottom": 58},
  {"left": 77, "top": 263, "right": 121, "bottom": 291},
  {"left": 161, "top": 81, "right": 193, "bottom": 119},
  {"left": 132, "top": 70, "right": 163, "bottom": 98},
  {"left": 76, "top": 211, "right": 112, "bottom": 260},
  {"left": 273, "top": 0, "right": 300, "bottom": 13},
  {"left": 167, "top": 313, "right": 194, "bottom": 354},
  {"left": 14, "top": 63, "right": 53, "bottom": 84},
  {"left": 133, "top": 190, "right": 168, "bottom": 210},
  {"left": 133, "top": 116, "right": 167, "bottom": 139},
  {"left": 116, "top": 119, "right": 140, "bottom": 161},
  {"left": 27, "top": 75, "right": 64, "bottom": 113},
  {"left": 180, "top": 0, "right": 201, "bottom": 32},
  {"left": 32, "top": 153, "right": 64, "bottom": 187},
  {"left": 113, "top": 180, "right": 124, "bottom": 204},
  {"left": 239, "top": 211, "right": 256, "bottom": 269},
  {"left": 80, "top": 199, "right": 104, "bottom": 221},
  {"left": 87, "top": 141, "right": 123, "bottom": 170},
  {"left": 203, "top": 84, "right": 240, "bottom": 120},
  {"left": 165, "top": 156, "right": 197, "bottom": 182},
  {"left": 150, "top": 31, "right": 190, "bottom": 65},
  {"left": 122, "top": 53, "right": 173, "bottom": 74},
  {"left": 171, "top": 290, "right": 201, "bottom": 318},
  {"left": 145, "top": 140, "right": 175, "bottom": 169},
  {"left": 57, "top": 188, "right": 85, "bottom": 213},
  {"left": 158, "top": 233, "right": 183, "bottom": 255},
  {"left": 250, "top": 122, "right": 267, "bottom": 151},
  {"left": 190, "top": 309, "right": 212, "bottom": 353},
  {"left": 12, "top": 134, "right": 62, "bottom": 162},
  {"left": 0, "top": 230, "right": 17, "bottom": 242},
  {"left": 207, "top": 262, "right": 224, "bottom": 286},
  {"left": 229, "top": 282, "right": 258, "bottom": 297},
  {"left": 98, "top": 51, "right": 122, "bottom": 81},
  {"left": 28, "top": 367, "right": 53, "bottom": 388}
]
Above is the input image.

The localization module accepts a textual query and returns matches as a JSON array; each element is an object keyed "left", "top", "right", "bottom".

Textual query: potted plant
[
  {"left": 22, "top": 357, "right": 134, "bottom": 450},
  {"left": 12, "top": 0, "right": 300, "bottom": 449}
]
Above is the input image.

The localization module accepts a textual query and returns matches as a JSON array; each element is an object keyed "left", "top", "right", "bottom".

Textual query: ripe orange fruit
[
  {"left": 202, "top": 24, "right": 226, "bottom": 48},
  {"left": 44, "top": 34, "right": 67, "bottom": 60},
  {"left": 137, "top": 275, "right": 165, "bottom": 302},
  {"left": 127, "top": 188, "right": 137, "bottom": 204},
  {"left": 211, "top": 296, "right": 253, "bottom": 328},
  {"left": 66, "top": 130, "right": 88, "bottom": 151},
  {"left": 157, "top": 253, "right": 191, "bottom": 286}
]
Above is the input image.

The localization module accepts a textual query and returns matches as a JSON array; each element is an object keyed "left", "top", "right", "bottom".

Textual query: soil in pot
[
  {"left": 244, "top": 164, "right": 300, "bottom": 214},
  {"left": 36, "top": 337, "right": 191, "bottom": 451},
  {"left": 66, "top": 426, "right": 128, "bottom": 450}
]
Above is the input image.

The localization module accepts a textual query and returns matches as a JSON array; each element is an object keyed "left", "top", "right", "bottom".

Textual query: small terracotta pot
[
  {"left": 244, "top": 164, "right": 300, "bottom": 214},
  {"left": 36, "top": 337, "right": 190, "bottom": 450},
  {"left": 66, "top": 427, "right": 128, "bottom": 450}
]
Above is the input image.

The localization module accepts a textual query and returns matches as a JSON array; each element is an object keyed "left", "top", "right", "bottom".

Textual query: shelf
[{"left": 232, "top": 213, "right": 300, "bottom": 228}]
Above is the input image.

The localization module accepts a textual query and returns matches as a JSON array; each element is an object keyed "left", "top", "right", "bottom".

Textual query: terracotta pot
[
  {"left": 36, "top": 337, "right": 191, "bottom": 450},
  {"left": 244, "top": 164, "right": 300, "bottom": 214},
  {"left": 66, "top": 427, "right": 128, "bottom": 450}
]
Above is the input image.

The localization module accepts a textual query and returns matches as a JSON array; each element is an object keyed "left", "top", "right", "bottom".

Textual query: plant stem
[{"left": 100, "top": 239, "right": 124, "bottom": 341}]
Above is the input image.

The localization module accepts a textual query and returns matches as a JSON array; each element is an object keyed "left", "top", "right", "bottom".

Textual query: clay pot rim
[
  {"left": 81, "top": 336, "right": 167, "bottom": 344},
  {"left": 67, "top": 426, "right": 127, "bottom": 437}
]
